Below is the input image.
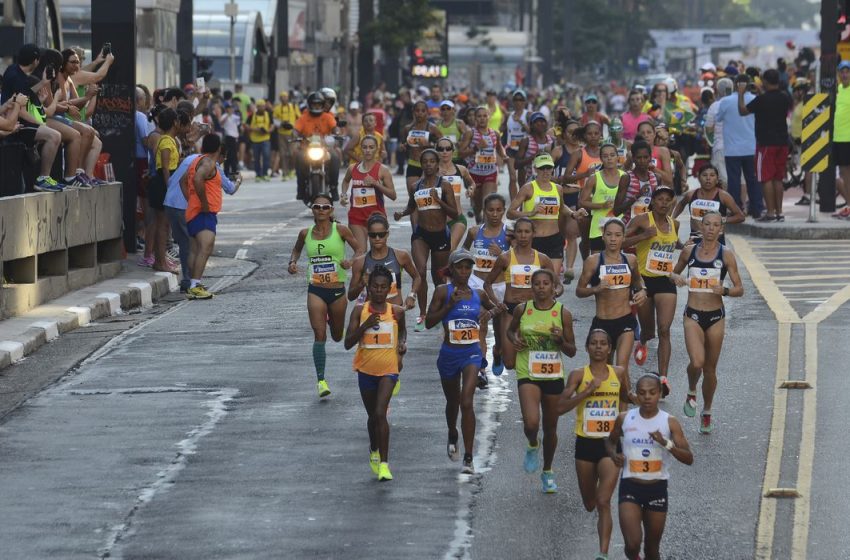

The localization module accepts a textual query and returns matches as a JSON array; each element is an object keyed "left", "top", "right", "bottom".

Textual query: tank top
[
  {"left": 621, "top": 408, "right": 671, "bottom": 481},
  {"left": 305, "top": 222, "right": 347, "bottom": 285},
  {"left": 503, "top": 248, "right": 542, "bottom": 287},
  {"left": 624, "top": 170, "right": 658, "bottom": 223},
  {"left": 590, "top": 251, "right": 631, "bottom": 289},
  {"left": 522, "top": 180, "right": 562, "bottom": 220},
  {"left": 688, "top": 190, "right": 727, "bottom": 220},
  {"left": 436, "top": 119, "right": 461, "bottom": 159},
  {"left": 575, "top": 365, "right": 621, "bottom": 438},
  {"left": 442, "top": 284, "right": 482, "bottom": 345},
  {"left": 468, "top": 128, "right": 499, "bottom": 176},
  {"left": 506, "top": 110, "right": 529, "bottom": 152},
  {"left": 353, "top": 303, "right": 399, "bottom": 375},
  {"left": 515, "top": 301, "right": 565, "bottom": 381},
  {"left": 650, "top": 146, "right": 669, "bottom": 176},
  {"left": 525, "top": 133, "right": 555, "bottom": 181},
  {"left": 363, "top": 248, "right": 401, "bottom": 298},
  {"left": 636, "top": 212, "right": 678, "bottom": 278},
  {"left": 686, "top": 240, "right": 726, "bottom": 293},
  {"left": 350, "top": 129, "right": 384, "bottom": 163},
  {"left": 185, "top": 155, "right": 223, "bottom": 222},
  {"left": 589, "top": 169, "right": 626, "bottom": 239},
  {"left": 349, "top": 162, "right": 384, "bottom": 212},
  {"left": 576, "top": 147, "right": 602, "bottom": 187},
  {"left": 472, "top": 225, "right": 510, "bottom": 274}
]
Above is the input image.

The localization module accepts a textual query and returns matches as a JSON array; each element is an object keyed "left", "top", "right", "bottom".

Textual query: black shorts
[
  {"left": 148, "top": 171, "right": 167, "bottom": 210},
  {"left": 532, "top": 232, "right": 565, "bottom": 260},
  {"left": 412, "top": 226, "right": 450, "bottom": 252},
  {"left": 307, "top": 284, "right": 345, "bottom": 306},
  {"left": 591, "top": 313, "right": 637, "bottom": 344},
  {"left": 406, "top": 164, "right": 423, "bottom": 178},
  {"left": 575, "top": 435, "right": 610, "bottom": 463},
  {"left": 834, "top": 142, "right": 850, "bottom": 167},
  {"left": 642, "top": 275, "right": 676, "bottom": 298},
  {"left": 270, "top": 131, "right": 280, "bottom": 151},
  {"left": 588, "top": 236, "right": 605, "bottom": 252},
  {"left": 618, "top": 478, "right": 669, "bottom": 513},
  {"left": 517, "top": 377, "right": 565, "bottom": 395},
  {"left": 684, "top": 306, "right": 725, "bottom": 332}
]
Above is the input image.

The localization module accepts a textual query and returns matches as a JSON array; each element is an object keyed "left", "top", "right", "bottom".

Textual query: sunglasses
[
  {"left": 440, "top": 106, "right": 452, "bottom": 111},
  {"left": 368, "top": 231, "right": 389, "bottom": 239},
  {"left": 312, "top": 204, "right": 333, "bottom": 211},
  {"left": 585, "top": 100, "right": 598, "bottom": 104},
  {"left": 435, "top": 146, "right": 453, "bottom": 152}
]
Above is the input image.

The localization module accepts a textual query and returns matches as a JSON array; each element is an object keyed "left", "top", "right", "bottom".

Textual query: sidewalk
[{"left": 726, "top": 186, "right": 850, "bottom": 239}]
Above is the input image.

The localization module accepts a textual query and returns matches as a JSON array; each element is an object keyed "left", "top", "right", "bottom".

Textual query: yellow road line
[
  {"left": 763, "top": 265, "right": 850, "bottom": 272},
  {"left": 768, "top": 273, "right": 850, "bottom": 282},
  {"left": 804, "top": 283, "right": 850, "bottom": 323},
  {"left": 728, "top": 236, "right": 799, "bottom": 323},
  {"left": 774, "top": 282, "right": 847, "bottom": 289},
  {"left": 791, "top": 323, "right": 818, "bottom": 559}
]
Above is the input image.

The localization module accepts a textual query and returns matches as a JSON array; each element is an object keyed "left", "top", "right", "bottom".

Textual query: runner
[
  {"left": 606, "top": 117, "right": 631, "bottom": 170},
  {"left": 464, "top": 193, "right": 510, "bottom": 379},
  {"left": 508, "top": 153, "right": 584, "bottom": 284},
  {"left": 623, "top": 187, "right": 679, "bottom": 396},
  {"left": 347, "top": 213, "right": 420, "bottom": 312},
  {"left": 635, "top": 121, "right": 673, "bottom": 186},
  {"left": 507, "top": 269, "right": 577, "bottom": 492},
  {"left": 606, "top": 374, "right": 693, "bottom": 560},
  {"left": 576, "top": 219, "right": 647, "bottom": 383},
  {"left": 342, "top": 112, "right": 386, "bottom": 165},
  {"left": 515, "top": 112, "right": 556, "bottom": 186},
  {"left": 579, "top": 143, "right": 626, "bottom": 254},
  {"left": 399, "top": 100, "right": 441, "bottom": 208},
  {"left": 484, "top": 217, "right": 560, "bottom": 372},
  {"left": 563, "top": 121, "right": 604, "bottom": 259},
  {"left": 504, "top": 90, "right": 530, "bottom": 199},
  {"left": 436, "top": 137, "right": 474, "bottom": 251},
  {"left": 653, "top": 124, "right": 688, "bottom": 195},
  {"left": 460, "top": 106, "right": 507, "bottom": 223},
  {"left": 558, "top": 329, "right": 631, "bottom": 558},
  {"left": 435, "top": 100, "right": 471, "bottom": 165},
  {"left": 552, "top": 119, "right": 584, "bottom": 282},
  {"left": 672, "top": 164, "right": 745, "bottom": 245},
  {"left": 671, "top": 211, "right": 744, "bottom": 434},
  {"left": 394, "top": 149, "right": 459, "bottom": 332},
  {"left": 613, "top": 139, "right": 662, "bottom": 225},
  {"left": 344, "top": 266, "right": 407, "bottom": 481},
  {"left": 425, "top": 249, "right": 498, "bottom": 474},
  {"left": 288, "top": 194, "right": 362, "bottom": 398},
  {"left": 340, "top": 135, "right": 397, "bottom": 250}
]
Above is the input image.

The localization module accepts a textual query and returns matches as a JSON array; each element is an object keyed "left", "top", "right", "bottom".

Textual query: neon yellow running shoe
[
  {"left": 317, "top": 380, "right": 331, "bottom": 398},
  {"left": 392, "top": 378, "right": 401, "bottom": 396},
  {"left": 369, "top": 450, "right": 380, "bottom": 476},
  {"left": 378, "top": 462, "right": 393, "bottom": 481}
]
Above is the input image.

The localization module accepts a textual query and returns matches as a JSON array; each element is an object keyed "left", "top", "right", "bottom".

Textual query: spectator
[
  {"left": 426, "top": 83, "right": 443, "bottom": 118},
  {"left": 134, "top": 86, "right": 154, "bottom": 251},
  {"left": 272, "top": 91, "right": 299, "bottom": 178},
  {"left": 219, "top": 100, "right": 240, "bottom": 176},
  {"left": 715, "top": 74, "right": 764, "bottom": 218},
  {"left": 232, "top": 83, "right": 251, "bottom": 111},
  {"left": 345, "top": 100, "right": 363, "bottom": 139},
  {"left": 834, "top": 61, "right": 850, "bottom": 216},
  {"left": 704, "top": 77, "right": 733, "bottom": 186},
  {"left": 737, "top": 68, "right": 793, "bottom": 221},
  {"left": 147, "top": 107, "right": 180, "bottom": 272},
  {"left": 246, "top": 98, "right": 272, "bottom": 180}
]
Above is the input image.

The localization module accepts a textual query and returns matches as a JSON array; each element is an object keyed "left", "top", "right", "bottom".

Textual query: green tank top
[
  {"left": 589, "top": 169, "right": 625, "bottom": 239},
  {"left": 436, "top": 119, "right": 461, "bottom": 159},
  {"left": 515, "top": 301, "right": 565, "bottom": 381},
  {"left": 305, "top": 222, "right": 347, "bottom": 285},
  {"left": 521, "top": 180, "right": 561, "bottom": 220}
]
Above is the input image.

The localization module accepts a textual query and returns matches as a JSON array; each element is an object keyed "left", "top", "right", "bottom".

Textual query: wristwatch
[{"left": 723, "top": 287, "right": 729, "bottom": 296}]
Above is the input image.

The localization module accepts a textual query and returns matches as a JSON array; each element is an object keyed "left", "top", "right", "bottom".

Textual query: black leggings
[{"left": 224, "top": 136, "right": 238, "bottom": 176}]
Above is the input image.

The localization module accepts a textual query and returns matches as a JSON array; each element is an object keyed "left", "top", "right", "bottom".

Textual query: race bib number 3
[
  {"left": 627, "top": 445, "right": 663, "bottom": 475},
  {"left": 529, "top": 351, "right": 562, "bottom": 379},
  {"left": 629, "top": 458, "right": 663, "bottom": 474},
  {"left": 448, "top": 319, "right": 480, "bottom": 345},
  {"left": 645, "top": 250, "right": 674, "bottom": 276},
  {"left": 599, "top": 263, "right": 631, "bottom": 289},
  {"left": 352, "top": 186, "right": 377, "bottom": 208},
  {"left": 361, "top": 321, "right": 394, "bottom": 349},
  {"left": 688, "top": 267, "right": 721, "bottom": 292},
  {"left": 583, "top": 408, "right": 618, "bottom": 436}
]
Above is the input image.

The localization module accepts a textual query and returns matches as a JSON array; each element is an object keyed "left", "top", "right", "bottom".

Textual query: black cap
[{"left": 17, "top": 43, "right": 40, "bottom": 62}]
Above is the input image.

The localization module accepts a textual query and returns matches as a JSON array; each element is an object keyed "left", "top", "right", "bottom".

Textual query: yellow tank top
[
  {"left": 503, "top": 248, "right": 542, "bottom": 287},
  {"left": 575, "top": 365, "right": 621, "bottom": 438},
  {"left": 522, "top": 180, "right": 561, "bottom": 220},
  {"left": 636, "top": 212, "right": 678, "bottom": 277},
  {"left": 352, "top": 304, "right": 399, "bottom": 376}
]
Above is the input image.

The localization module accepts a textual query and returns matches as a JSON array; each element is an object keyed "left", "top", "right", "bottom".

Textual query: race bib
[
  {"left": 510, "top": 264, "right": 537, "bottom": 288},
  {"left": 528, "top": 350, "right": 562, "bottom": 379},
  {"left": 631, "top": 196, "right": 651, "bottom": 216},
  {"left": 645, "top": 250, "right": 674, "bottom": 276},
  {"left": 627, "top": 445, "right": 663, "bottom": 476},
  {"left": 448, "top": 318, "right": 479, "bottom": 345},
  {"left": 473, "top": 247, "right": 497, "bottom": 272},
  {"left": 583, "top": 407, "right": 618, "bottom": 436},
  {"left": 535, "top": 195, "right": 560, "bottom": 218},
  {"left": 310, "top": 256, "right": 338, "bottom": 285},
  {"left": 352, "top": 186, "right": 377, "bottom": 208},
  {"left": 444, "top": 175, "right": 464, "bottom": 197},
  {"left": 508, "top": 134, "right": 523, "bottom": 151},
  {"left": 599, "top": 263, "right": 631, "bottom": 289},
  {"left": 414, "top": 188, "right": 441, "bottom": 211},
  {"left": 360, "top": 320, "right": 395, "bottom": 349},
  {"left": 688, "top": 267, "right": 721, "bottom": 293},
  {"left": 475, "top": 148, "right": 496, "bottom": 166},
  {"left": 691, "top": 198, "right": 721, "bottom": 219},
  {"left": 407, "top": 129, "right": 429, "bottom": 146}
]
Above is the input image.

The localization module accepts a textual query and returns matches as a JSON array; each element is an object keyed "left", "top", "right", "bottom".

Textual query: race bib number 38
[{"left": 584, "top": 407, "right": 618, "bottom": 436}]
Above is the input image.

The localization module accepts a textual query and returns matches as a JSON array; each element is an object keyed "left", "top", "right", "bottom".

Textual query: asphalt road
[{"left": 0, "top": 173, "right": 845, "bottom": 559}]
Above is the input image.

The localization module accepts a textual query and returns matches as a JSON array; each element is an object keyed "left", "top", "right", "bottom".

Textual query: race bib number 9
[
  {"left": 448, "top": 319, "right": 480, "bottom": 345},
  {"left": 352, "top": 186, "right": 377, "bottom": 208},
  {"left": 529, "top": 350, "right": 562, "bottom": 379}
]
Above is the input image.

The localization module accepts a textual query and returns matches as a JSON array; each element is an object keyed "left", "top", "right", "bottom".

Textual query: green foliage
[{"left": 360, "top": 0, "right": 438, "bottom": 56}]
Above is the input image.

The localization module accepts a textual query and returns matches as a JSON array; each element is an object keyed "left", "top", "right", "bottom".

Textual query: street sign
[
  {"left": 801, "top": 93, "right": 830, "bottom": 173},
  {"left": 224, "top": 2, "right": 239, "bottom": 17}
]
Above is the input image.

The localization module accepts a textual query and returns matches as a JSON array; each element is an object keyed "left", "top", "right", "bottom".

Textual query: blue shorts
[
  {"left": 357, "top": 372, "right": 398, "bottom": 392},
  {"left": 437, "top": 343, "right": 482, "bottom": 379},
  {"left": 187, "top": 212, "right": 218, "bottom": 236}
]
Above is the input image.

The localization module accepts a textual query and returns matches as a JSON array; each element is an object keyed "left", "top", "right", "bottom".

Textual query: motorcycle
[{"left": 301, "top": 134, "right": 334, "bottom": 204}]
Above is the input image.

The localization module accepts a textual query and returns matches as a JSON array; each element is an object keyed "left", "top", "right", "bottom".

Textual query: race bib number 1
[{"left": 361, "top": 321, "right": 394, "bottom": 349}]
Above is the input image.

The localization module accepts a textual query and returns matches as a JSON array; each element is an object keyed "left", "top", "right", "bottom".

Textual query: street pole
[
  {"left": 226, "top": 0, "right": 238, "bottom": 83},
  {"left": 810, "top": 62, "right": 822, "bottom": 223},
  {"left": 818, "top": 0, "right": 839, "bottom": 213},
  {"left": 339, "top": 0, "right": 350, "bottom": 103}
]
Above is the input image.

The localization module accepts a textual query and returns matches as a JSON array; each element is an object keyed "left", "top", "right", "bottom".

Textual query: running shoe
[
  {"left": 392, "top": 379, "right": 401, "bottom": 396},
  {"left": 775, "top": 214, "right": 785, "bottom": 222},
  {"left": 187, "top": 285, "right": 213, "bottom": 300},
  {"left": 81, "top": 172, "right": 108, "bottom": 186},
  {"left": 659, "top": 375, "right": 671, "bottom": 399},
  {"left": 683, "top": 393, "right": 697, "bottom": 417},
  {"left": 756, "top": 213, "right": 776, "bottom": 222},
  {"left": 700, "top": 413, "right": 713, "bottom": 434},
  {"left": 65, "top": 172, "right": 94, "bottom": 189},
  {"left": 377, "top": 462, "right": 393, "bottom": 481},
  {"left": 563, "top": 269, "right": 575, "bottom": 284},
  {"left": 34, "top": 176, "right": 64, "bottom": 192},
  {"left": 167, "top": 246, "right": 180, "bottom": 260},
  {"left": 415, "top": 316, "right": 425, "bottom": 332},
  {"left": 832, "top": 207, "right": 850, "bottom": 219},
  {"left": 370, "top": 450, "right": 380, "bottom": 476},
  {"left": 461, "top": 454, "right": 475, "bottom": 474},
  {"left": 447, "top": 436, "right": 461, "bottom": 462},
  {"left": 137, "top": 255, "right": 155, "bottom": 268},
  {"left": 477, "top": 371, "right": 489, "bottom": 390},
  {"left": 523, "top": 443, "right": 540, "bottom": 473},
  {"left": 316, "top": 379, "right": 331, "bottom": 398},
  {"left": 633, "top": 342, "right": 648, "bottom": 366},
  {"left": 492, "top": 356, "right": 504, "bottom": 376},
  {"left": 594, "top": 555, "right": 609, "bottom": 560},
  {"left": 540, "top": 471, "right": 558, "bottom": 494}
]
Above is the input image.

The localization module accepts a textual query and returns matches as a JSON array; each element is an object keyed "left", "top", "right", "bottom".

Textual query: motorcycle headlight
[{"left": 307, "top": 147, "right": 325, "bottom": 161}]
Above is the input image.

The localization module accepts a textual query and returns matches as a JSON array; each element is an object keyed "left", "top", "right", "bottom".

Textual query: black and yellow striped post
[{"left": 801, "top": 93, "right": 830, "bottom": 173}]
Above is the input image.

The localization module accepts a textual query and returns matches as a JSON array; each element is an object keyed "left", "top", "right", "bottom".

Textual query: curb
[
  {"left": 0, "top": 272, "right": 177, "bottom": 371},
  {"left": 726, "top": 222, "right": 850, "bottom": 240}
]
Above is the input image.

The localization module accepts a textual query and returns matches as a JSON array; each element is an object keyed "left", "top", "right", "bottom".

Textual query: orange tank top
[
  {"left": 186, "top": 156, "right": 223, "bottom": 222},
  {"left": 576, "top": 147, "right": 602, "bottom": 187}
]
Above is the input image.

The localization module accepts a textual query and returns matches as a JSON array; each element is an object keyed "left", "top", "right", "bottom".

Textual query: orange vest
[{"left": 186, "top": 156, "right": 223, "bottom": 222}]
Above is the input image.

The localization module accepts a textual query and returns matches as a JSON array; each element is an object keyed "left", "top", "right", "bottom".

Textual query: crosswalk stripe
[{"left": 769, "top": 273, "right": 850, "bottom": 281}]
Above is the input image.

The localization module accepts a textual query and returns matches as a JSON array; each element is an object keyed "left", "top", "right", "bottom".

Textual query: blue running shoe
[
  {"left": 541, "top": 470, "right": 558, "bottom": 493},
  {"left": 492, "top": 356, "right": 504, "bottom": 376},
  {"left": 523, "top": 443, "right": 540, "bottom": 473}
]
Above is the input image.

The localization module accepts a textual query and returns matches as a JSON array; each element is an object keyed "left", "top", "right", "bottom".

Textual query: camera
[
  {"left": 102, "top": 43, "right": 112, "bottom": 56},
  {"left": 46, "top": 66, "right": 56, "bottom": 81}
]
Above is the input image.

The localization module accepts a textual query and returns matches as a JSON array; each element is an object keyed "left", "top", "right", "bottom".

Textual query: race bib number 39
[
  {"left": 529, "top": 351, "right": 562, "bottom": 379},
  {"left": 414, "top": 189, "right": 441, "bottom": 210}
]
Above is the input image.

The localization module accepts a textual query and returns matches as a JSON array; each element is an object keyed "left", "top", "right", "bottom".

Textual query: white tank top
[
  {"left": 621, "top": 408, "right": 671, "bottom": 481},
  {"left": 506, "top": 110, "right": 528, "bottom": 151}
]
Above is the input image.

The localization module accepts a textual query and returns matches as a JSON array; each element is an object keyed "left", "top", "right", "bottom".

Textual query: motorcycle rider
[{"left": 294, "top": 90, "right": 341, "bottom": 201}]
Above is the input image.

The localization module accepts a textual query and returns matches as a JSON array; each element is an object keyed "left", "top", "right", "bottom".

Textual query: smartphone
[
  {"left": 102, "top": 43, "right": 112, "bottom": 55},
  {"left": 46, "top": 66, "right": 56, "bottom": 80},
  {"left": 195, "top": 76, "right": 205, "bottom": 93}
]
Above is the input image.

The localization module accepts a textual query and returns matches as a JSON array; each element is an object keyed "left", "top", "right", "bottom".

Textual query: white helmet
[{"left": 320, "top": 87, "right": 337, "bottom": 107}]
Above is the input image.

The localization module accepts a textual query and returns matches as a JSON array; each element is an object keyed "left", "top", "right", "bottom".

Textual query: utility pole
[
  {"left": 818, "top": 0, "right": 839, "bottom": 213},
  {"left": 226, "top": 0, "right": 239, "bottom": 82},
  {"left": 538, "top": 0, "right": 553, "bottom": 86},
  {"left": 339, "top": 0, "right": 351, "bottom": 103},
  {"left": 357, "top": 0, "right": 374, "bottom": 97},
  {"left": 24, "top": 0, "right": 47, "bottom": 46}
]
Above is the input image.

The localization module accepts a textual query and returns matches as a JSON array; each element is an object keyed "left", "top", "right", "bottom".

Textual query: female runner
[
  {"left": 552, "top": 119, "right": 584, "bottom": 282},
  {"left": 515, "top": 111, "right": 556, "bottom": 186},
  {"left": 436, "top": 136, "right": 474, "bottom": 250},
  {"left": 344, "top": 266, "right": 407, "bottom": 481},
  {"left": 672, "top": 164, "right": 744, "bottom": 245},
  {"left": 614, "top": 140, "right": 663, "bottom": 225},
  {"left": 460, "top": 106, "right": 507, "bottom": 223},
  {"left": 288, "top": 193, "right": 362, "bottom": 398},
  {"left": 606, "top": 374, "right": 693, "bottom": 560},
  {"left": 563, "top": 121, "right": 604, "bottom": 259},
  {"left": 340, "top": 135, "right": 397, "bottom": 249},
  {"left": 394, "top": 149, "right": 459, "bottom": 332},
  {"left": 671, "top": 211, "right": 743, "bottom": 433},
  {"left": 399, "top": 100, "right": 441, "bottom": 212},
  {"left": 635, "top": 121, "right": 673, "bottom": 186},
  {"left": 507, "top": 269, "right": 576, "bottom": 493},
  {"left": 426, "top": 250, "right": 498, "bottom": 474},
  {"left": 580, "top": 143, "right": 626, "bottom": 254},
  {"left": 559, "top": 329, "right": 631, "bottom": 559}
]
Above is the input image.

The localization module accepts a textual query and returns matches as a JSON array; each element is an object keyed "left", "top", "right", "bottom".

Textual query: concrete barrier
[{"left": 0, "top": 183, "right": 125, "bottom": 319}]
